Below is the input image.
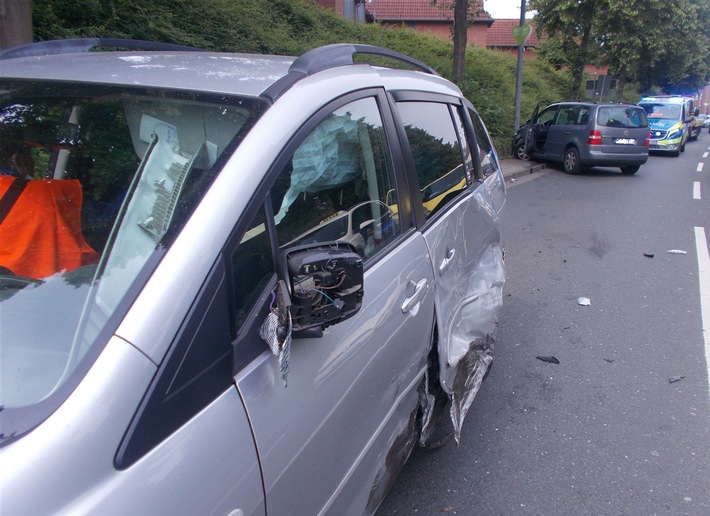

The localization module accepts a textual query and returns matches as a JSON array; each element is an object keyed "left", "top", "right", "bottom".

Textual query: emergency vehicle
[{"left": 638, "top": 96, "right": 700, "bottom": 156}]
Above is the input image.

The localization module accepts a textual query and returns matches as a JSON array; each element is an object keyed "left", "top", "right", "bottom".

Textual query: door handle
[
  {"left": 438, "top": 247, "right": 456, "bottom": 276},
  {"left": 401, "top": 278, "right": 428, "bottom": 314}
]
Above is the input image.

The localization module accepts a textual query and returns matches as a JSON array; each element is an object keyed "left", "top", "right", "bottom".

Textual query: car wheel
[
  {"left": 513, "top": 140, "right": 529, "bottom": 160},
  {"left": 620, "top": 165, "right": 640, "bottom": 175},
  {"left": 563, "top": 147, "right": 581, "bottom": 174},
  {"left": 681, "top": 141, "right": 686, "bottom": 152}
]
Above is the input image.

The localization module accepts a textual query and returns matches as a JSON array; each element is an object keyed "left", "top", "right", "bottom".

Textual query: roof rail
[
  {"left": 262, "top": 43, "right": 440, "bottom": 103},
  {"left": 0, "top": 38, "right": 203, "bottom": 60}
]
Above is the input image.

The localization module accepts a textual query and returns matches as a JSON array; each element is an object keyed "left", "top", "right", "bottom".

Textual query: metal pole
[{"left": 513, "top": 2, "right": 526, "bottom": 132}]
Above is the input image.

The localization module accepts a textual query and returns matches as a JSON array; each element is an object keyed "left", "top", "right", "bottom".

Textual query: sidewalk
[{"left": 499, "top": 158, "right": 546, "bottom": 183}]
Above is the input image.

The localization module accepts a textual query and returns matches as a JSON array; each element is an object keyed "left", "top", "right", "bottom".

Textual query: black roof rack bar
[
  {"left": 262, "top": 43, "right": 439, "bottom": 104},
  {"left": 0, "top": 38, "right": 203, "bottom": 60},
  {"left": 289, "top": 43, "right": 439, "bottom": 77}
]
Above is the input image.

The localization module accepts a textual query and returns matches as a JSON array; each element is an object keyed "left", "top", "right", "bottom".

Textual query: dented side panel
[{"left": 422, "top": 167, "right": 505, "bottom": 444}]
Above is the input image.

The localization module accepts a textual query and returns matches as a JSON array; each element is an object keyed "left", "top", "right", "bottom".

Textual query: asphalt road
[{"left": 377, "top": 135, "right": 710, "bottom": 515}]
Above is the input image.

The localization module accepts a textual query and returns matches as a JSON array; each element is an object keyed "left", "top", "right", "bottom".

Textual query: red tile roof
[
  {"left": 487, "top": 19, "right": 538, "bottom": 47},
  {"left": 369, "top": 0, "right": 491, "bottom": 22}
]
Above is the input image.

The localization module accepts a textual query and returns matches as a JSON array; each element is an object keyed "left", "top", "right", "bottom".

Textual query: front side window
[
  {"left": 397, "top": 101, "right": 467, "bottom": 218},
  {"left": 270, "top": 96, "right": 399, "bottom": 260},
  {"left": 536, "top": 105, "right": 559, "bottom": 126},
  {"left": 0, "top": 81, "right": 264, "bottom": 423}
]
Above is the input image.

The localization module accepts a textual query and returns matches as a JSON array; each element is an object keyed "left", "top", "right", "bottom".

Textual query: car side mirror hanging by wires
[
  {"left": 284, "top": 241, "right": 364, "bottom": 332},
  {"left": 260, "top": 279, "right": 293, "bottom": 387}
]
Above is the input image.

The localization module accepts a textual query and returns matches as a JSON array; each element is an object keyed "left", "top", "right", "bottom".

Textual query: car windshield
[
  {"left": 0, "top": 81, "right": 263, "bottom": 419},
  {"left": 641, "top": 103, "right": 681, "bottom": 121}
]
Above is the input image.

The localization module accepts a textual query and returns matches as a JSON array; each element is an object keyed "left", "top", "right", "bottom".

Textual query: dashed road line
[
  {"left": 699, "top": 162, "right": 705, "bottom": 172},
  {"left": 694, "top": 181, "right": 702, "bottom": 199}
]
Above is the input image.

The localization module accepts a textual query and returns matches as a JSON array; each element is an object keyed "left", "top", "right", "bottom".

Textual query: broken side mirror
[{"left": 284, "top": 241, "right": 363, "bottom": 332}]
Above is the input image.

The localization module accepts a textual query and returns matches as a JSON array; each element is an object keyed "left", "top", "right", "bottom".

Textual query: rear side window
[
  {"left": 469, "top": 108, "right": 500, "bottom": 177},
  {"left": 597, "top": 107, "right": 648, "bottom": 128},
  {"left": 556, "top": 105, "right": 590, "bottom": 126},
  {"left": 397, "top": 101, "right": 469, "bottom": 219}
]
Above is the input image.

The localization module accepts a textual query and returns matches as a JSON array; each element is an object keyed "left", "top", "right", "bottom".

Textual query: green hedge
[{"left": 32, "top": 0, "right": 571, "bottom": 156}]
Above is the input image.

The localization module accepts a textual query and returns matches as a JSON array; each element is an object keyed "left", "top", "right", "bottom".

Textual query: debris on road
[
  {"left": 667, "top": 249, "right": 688, "bottom": 255},
  {"left": 643, "top": 252, "right": 655, "bottom": 258},
  {"left": 536, "top": 356, "right": 560, "bottom": 364},
  {"left": 669, "top": 375, "right": 685, "bottom": 383},
  {"left": 577, "top": 297, "right": 591, "bottom": 306}
]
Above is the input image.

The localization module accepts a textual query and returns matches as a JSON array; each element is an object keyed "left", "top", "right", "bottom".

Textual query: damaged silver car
[{"left": 0, "top": 39, "right": 505, "bottom": 515}]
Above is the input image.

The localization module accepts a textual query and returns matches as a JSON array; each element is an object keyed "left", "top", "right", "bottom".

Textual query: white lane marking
[
  {"left": 694, "top": 181, "right": 702, "bottom": 199},
  {"left": 699, "top": 162, "right": 705, "bottom": 172},
  {"left": 704, "top": 152, "right": 709, "bottom": 158},
  {"left": 694, "top": 226, "right": 710, "bottom": 401}
]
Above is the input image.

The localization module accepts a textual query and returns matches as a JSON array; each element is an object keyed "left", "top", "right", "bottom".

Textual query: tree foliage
[{"left": 530, "top": 0, "right": 710, "bottom": 95}]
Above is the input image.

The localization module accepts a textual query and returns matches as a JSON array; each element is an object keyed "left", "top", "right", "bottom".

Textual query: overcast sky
[{"left": 484, "top": 1, "right": 535, "bottom": 19}]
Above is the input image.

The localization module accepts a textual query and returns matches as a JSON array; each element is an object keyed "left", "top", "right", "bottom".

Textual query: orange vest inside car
[{"left": 0, "top": 176, "right": 99, "bottom": 278}]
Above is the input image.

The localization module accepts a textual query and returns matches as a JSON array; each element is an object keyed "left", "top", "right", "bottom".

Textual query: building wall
[
  {"left": 388, "top": 21, "right": 489, "bottom": 46},
  {"left": 318, "top": 0, "right": 343, "bottom": 16}
]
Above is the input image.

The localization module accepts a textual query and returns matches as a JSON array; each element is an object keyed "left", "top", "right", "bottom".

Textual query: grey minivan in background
[
  {"left": 0, "top": 39, "right": 506, "bottom": 515},
  {"left": 513, "top": 101, "right": 650, "bottom": 174}
]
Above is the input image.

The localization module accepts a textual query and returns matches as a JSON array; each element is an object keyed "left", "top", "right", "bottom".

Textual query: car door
[
  {"left": 233, "top": 92, "right": 436, "bottom": 515},
  {"left": 393, "top": 95, "right": 505, "bottom": 443},
  {"left": 526, "top": 104, "right": 559, "bottom": 157},
  {"left": 543, "top": 103, "right": 578, "bottom": 159},
  {"left": 524, "top": 101, "right": 542, "bottom": 155}
]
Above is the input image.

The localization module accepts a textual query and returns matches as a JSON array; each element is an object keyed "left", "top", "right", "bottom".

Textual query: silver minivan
[
  {"left": 0, "top": 39, "right": 505, "bottom": 514},
  {"left": 513, "top": 101, "right": 650, "bottom": 174}
]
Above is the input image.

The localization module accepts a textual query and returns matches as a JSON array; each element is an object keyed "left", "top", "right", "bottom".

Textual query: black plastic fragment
[
  {"left": 644, "top": 252, "right": 655, "bottom": 258},
  {"left": 669, "top": 375, "right": 685, "bottom": 384},
  {"left": 536, "top": 355, "right": 560, "bottom": 364}
]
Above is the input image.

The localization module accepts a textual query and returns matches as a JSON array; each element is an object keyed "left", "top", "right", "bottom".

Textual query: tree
[
  {"left": 0, "top": 0, "right": 33, "bottom": 50},
  {"left": 530, "top": 0, "right": 599, "bottom": 99},
  {"left": 531, "top": 0, "right": 710, "bottom": 97},
  {"left": 431, "top": 0, "right": 487, "bottom": 84}
]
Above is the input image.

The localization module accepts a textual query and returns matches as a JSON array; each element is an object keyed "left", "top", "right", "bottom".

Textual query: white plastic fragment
[
  {"left": 667, "top": 249, "right": 688, "bottom": 254},
  {"left": 577, "top": 297, "right": 591, "bottom": 306}
]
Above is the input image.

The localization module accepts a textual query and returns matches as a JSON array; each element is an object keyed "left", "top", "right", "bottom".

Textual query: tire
[
  {"left": 513, "top": 139, "right": 528, "bottom": 160},
  {"left": 681, "top": 140, "right": 686, "bottom": 152},
  {"left": 563, "top": 147, "right": 582, "bottom": 174},
  {"left": 620, "top": 165, "right": 640, "bottom": 175}
]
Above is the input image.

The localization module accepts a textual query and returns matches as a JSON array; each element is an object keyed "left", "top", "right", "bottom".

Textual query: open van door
[{"left": 524, "top": 102, "right": 543, "bottom": 154}]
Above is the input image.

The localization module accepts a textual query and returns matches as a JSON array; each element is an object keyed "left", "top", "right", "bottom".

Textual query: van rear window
[{"left": 598, "top": 107, "right": 648, "bottom": 128}]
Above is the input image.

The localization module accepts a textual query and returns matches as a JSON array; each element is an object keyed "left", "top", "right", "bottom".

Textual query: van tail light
[
  {"left": 644, "top": 132, "right": 651, "bottom": 147},
  {"left": 588, "top": 130, "right": 602, "bottom": 145}
]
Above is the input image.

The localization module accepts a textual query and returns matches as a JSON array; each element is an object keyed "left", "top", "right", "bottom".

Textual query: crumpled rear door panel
[{"left": 423, "top": 170, "right": 505, "bottom": 443}]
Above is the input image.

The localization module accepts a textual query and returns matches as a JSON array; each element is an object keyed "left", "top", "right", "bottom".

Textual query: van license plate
[{"left": 614, "top": 138, "right": 636, "bottom": 145}]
